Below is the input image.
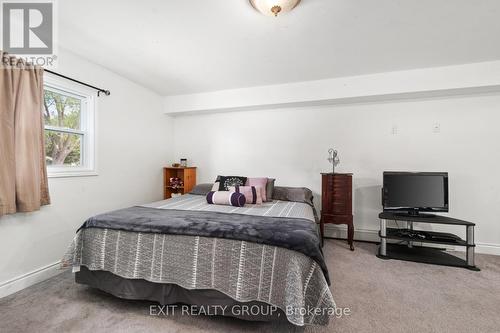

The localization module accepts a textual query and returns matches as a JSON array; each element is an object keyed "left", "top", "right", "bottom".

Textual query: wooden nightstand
[
  {"left": 320, "top": 173, "right": 354, "bottom": 250},
  {"left": 163, "top": 167, "right": 197, "bottom": 199}
]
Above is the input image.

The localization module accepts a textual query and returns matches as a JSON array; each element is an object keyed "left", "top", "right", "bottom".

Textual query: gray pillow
[
  {"left": 265, "top": 178, "right": 275, "bottom": 202},
  {"left": 189, "top": 183, "right": 214, "bottom": 196},
  {"left": 272, "top": 186, "right": 314, "bottom": 206}
]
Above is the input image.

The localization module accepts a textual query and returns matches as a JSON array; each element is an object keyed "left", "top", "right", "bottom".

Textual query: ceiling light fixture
[{"left": 249, "top": 0, "right": 301, "bottom": 17}]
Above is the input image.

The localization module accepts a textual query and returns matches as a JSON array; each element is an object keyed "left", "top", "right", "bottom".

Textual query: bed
[{"left": 61, "top": 185, "right": 335, "bottom": 326}]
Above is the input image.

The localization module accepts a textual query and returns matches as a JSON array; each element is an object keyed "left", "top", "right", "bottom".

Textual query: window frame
[{"left": 43, "top": 75, "right": 97, "bottom": 178}]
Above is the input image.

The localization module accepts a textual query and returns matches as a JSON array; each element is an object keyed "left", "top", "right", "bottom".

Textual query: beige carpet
[{"left": 1, "top": 240, "right": 499, "bottom": 333}]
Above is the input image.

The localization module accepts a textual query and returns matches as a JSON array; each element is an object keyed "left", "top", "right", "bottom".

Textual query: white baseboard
[
  {"left": 324, "top": 224, "right": 379, "bottom": 243},
  {"left": 0, "top": 261, "right": 62, "bottom": 299},
  {"left": 474, "top": 242, "right": 500, "bottom": 255},
  {"left": 324, "top": 225, "right": 500, "bottom": 256}
]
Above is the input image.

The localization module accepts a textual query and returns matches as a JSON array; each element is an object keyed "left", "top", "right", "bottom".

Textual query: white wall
[
  {"left": 0, "top": 49, "right": 173, "bottom": 296},
  {"left": 172, "top": 93, "right": 500, "bottom": 254}
]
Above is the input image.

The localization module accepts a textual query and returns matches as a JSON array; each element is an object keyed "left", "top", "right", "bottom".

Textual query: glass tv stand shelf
[{"left": 377, "top": 212, "right": 479, "bottom": 271}]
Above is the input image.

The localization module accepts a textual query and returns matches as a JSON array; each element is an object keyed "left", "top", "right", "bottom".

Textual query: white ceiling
[{"left": 58, "top": 0, "right": 500, "bottom": 96}]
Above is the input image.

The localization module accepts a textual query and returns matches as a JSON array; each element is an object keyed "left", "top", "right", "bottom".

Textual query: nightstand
[
  {"left": 320, "top": 173, "right": 354, "bottom": 250},
  {"left": 163, "top": 167, "right": 197, "bottom": 199}
]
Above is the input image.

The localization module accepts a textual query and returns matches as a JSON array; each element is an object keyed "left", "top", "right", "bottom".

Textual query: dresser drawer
[
  {"left": 322, "top": 202, "right": 347, "bottom": 215},
  {"left": 327, "top": 177, "right": 350, "bottom": 187},
  {"left": 332, "top": 201, "right": 347, "bottom": 214},
  {"left": 332, "top": 191, "right": 348, "bottom": 199},
  {"left": 333, "top": 177, "right": 350, "bottom": 185}
]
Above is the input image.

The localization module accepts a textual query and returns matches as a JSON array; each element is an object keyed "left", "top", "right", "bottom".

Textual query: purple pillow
[
  {"left": 245, "top": 178, "right": 268, "bottom": 201},
  {"left": 206, "top": 191, "right": 246, "bottom": 207},
  {"left": 229, "top": 185, "right": 263, "bottom": 204}
]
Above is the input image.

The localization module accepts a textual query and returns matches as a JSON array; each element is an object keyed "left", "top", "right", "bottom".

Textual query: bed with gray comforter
[{"left": 61, "top": 186, "right": 335, "bottom": 326}]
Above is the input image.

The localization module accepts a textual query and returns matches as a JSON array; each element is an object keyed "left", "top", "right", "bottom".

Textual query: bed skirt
[{"left": 76, "top": 266, "right": 287, "bottom": 322}]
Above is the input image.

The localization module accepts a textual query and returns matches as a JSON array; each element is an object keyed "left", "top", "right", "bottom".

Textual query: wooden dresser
[
  {"left": 163, "top": 167, "right": 197, "bottom": 199},
  {"left": 320, "top": 173, "right": 354, "bottom": 250}
]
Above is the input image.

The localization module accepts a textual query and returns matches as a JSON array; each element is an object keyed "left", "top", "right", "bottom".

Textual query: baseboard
[
  {"left": 0, "top": 261, "right": 62, "bottom": 299},
  {"left": 324, "top": 224, "right": 380, "bottom": 243},
  {"left": 474, "top": 242, "right": 500, "bottom": 256},
  {"left": 324, "top": 225, "right": 500, "bottom": 256}
]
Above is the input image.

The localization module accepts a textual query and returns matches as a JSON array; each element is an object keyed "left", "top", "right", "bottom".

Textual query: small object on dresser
[
  {"left": 180, "top": 158, "right": 187, "bottom": 167},
  {"left": 172, "top": 163, "right": 180, "bottom": 168},
  {"left": 327, "top": 148, "right": 340, "bottom": 174}
]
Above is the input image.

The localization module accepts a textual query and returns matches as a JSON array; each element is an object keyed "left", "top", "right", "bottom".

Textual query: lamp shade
[{"left": 249, "top": 0, "right": 301, "bottom": 17}]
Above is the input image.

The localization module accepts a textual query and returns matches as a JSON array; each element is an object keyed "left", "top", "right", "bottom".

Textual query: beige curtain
[{"left": 0, "top": 51, "right": 50, "bottom": 216}]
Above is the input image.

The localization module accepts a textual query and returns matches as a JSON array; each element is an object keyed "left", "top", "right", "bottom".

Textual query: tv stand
[
  {"left": 377, "top": 212, "right": 479, "bottom": 271},
  {"left": 395, "top": 212, "right": 436, "bottom": 218}
]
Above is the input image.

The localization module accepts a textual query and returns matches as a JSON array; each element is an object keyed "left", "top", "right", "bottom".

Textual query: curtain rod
[{"left": 44, "top": 69, "right": 111, "bottom": 96}]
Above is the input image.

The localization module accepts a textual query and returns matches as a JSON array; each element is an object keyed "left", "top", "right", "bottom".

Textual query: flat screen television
[{"left": 382, "top": 172, "right": 448, "bottom": 216}]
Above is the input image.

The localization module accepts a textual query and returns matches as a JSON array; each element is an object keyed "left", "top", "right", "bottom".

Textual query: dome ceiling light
[{"left": 249, "top": 0, "right": 302, "bottom": 17}]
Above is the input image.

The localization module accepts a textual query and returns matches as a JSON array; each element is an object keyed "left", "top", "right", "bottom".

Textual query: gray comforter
[{"left": 79, "top": 206, "right": 330, "bottom": 285}]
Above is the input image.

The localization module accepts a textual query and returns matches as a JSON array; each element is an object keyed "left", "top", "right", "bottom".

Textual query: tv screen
[{"left": 383, "top": 172, "right": 448, "bottom": 213}]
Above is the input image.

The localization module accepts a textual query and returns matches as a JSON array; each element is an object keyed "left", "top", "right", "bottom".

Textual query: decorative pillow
[
  {"left": 215, "top": 175, "right": 246, "bottom": 183},
  {"left": 229, "top": 185, "right": 263, "bottom": 205},
  {"left": 265, "top": 178, "right": 275, "bottom": 202},
  {"left": 217, "top": 176, "right": 248, "bottom": 191},
  {"left": 272, "top": 186, "right": 314, "bottom": 206},
  {"left": 206, "top": 191, "right": 246, "bottom": 207},
  {"left": 211, "top": 182, "right": 220, "bottom": 191},
  {"left": 245, "top": 178, "right": 268, "bottom": 201},
  {"left": 189, "top": 183, "right": 214, "bottom": 196}
]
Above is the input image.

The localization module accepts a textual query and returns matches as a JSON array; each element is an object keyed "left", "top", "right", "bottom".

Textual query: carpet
[{"left": 1, "top": 240, "right": 499, "bottom": 333}]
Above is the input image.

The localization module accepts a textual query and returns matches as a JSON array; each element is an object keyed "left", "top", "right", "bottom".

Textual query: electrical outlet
[{"left": 433, "top": 123, "right": 441, "bottom": 133}]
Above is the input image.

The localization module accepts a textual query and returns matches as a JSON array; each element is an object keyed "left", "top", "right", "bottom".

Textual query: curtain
[{"left": 0, "top": 51, "right": 50, "bottom": 216}]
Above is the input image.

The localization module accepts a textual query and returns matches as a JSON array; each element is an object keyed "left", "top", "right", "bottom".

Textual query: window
[{"left": 43, "top": 76, "right": 96, "bottom": 177}]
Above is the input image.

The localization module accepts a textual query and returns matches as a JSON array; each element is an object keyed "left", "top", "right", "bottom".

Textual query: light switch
[{"left": 392, "top": 125, "right": 398, "bottom": 135}]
